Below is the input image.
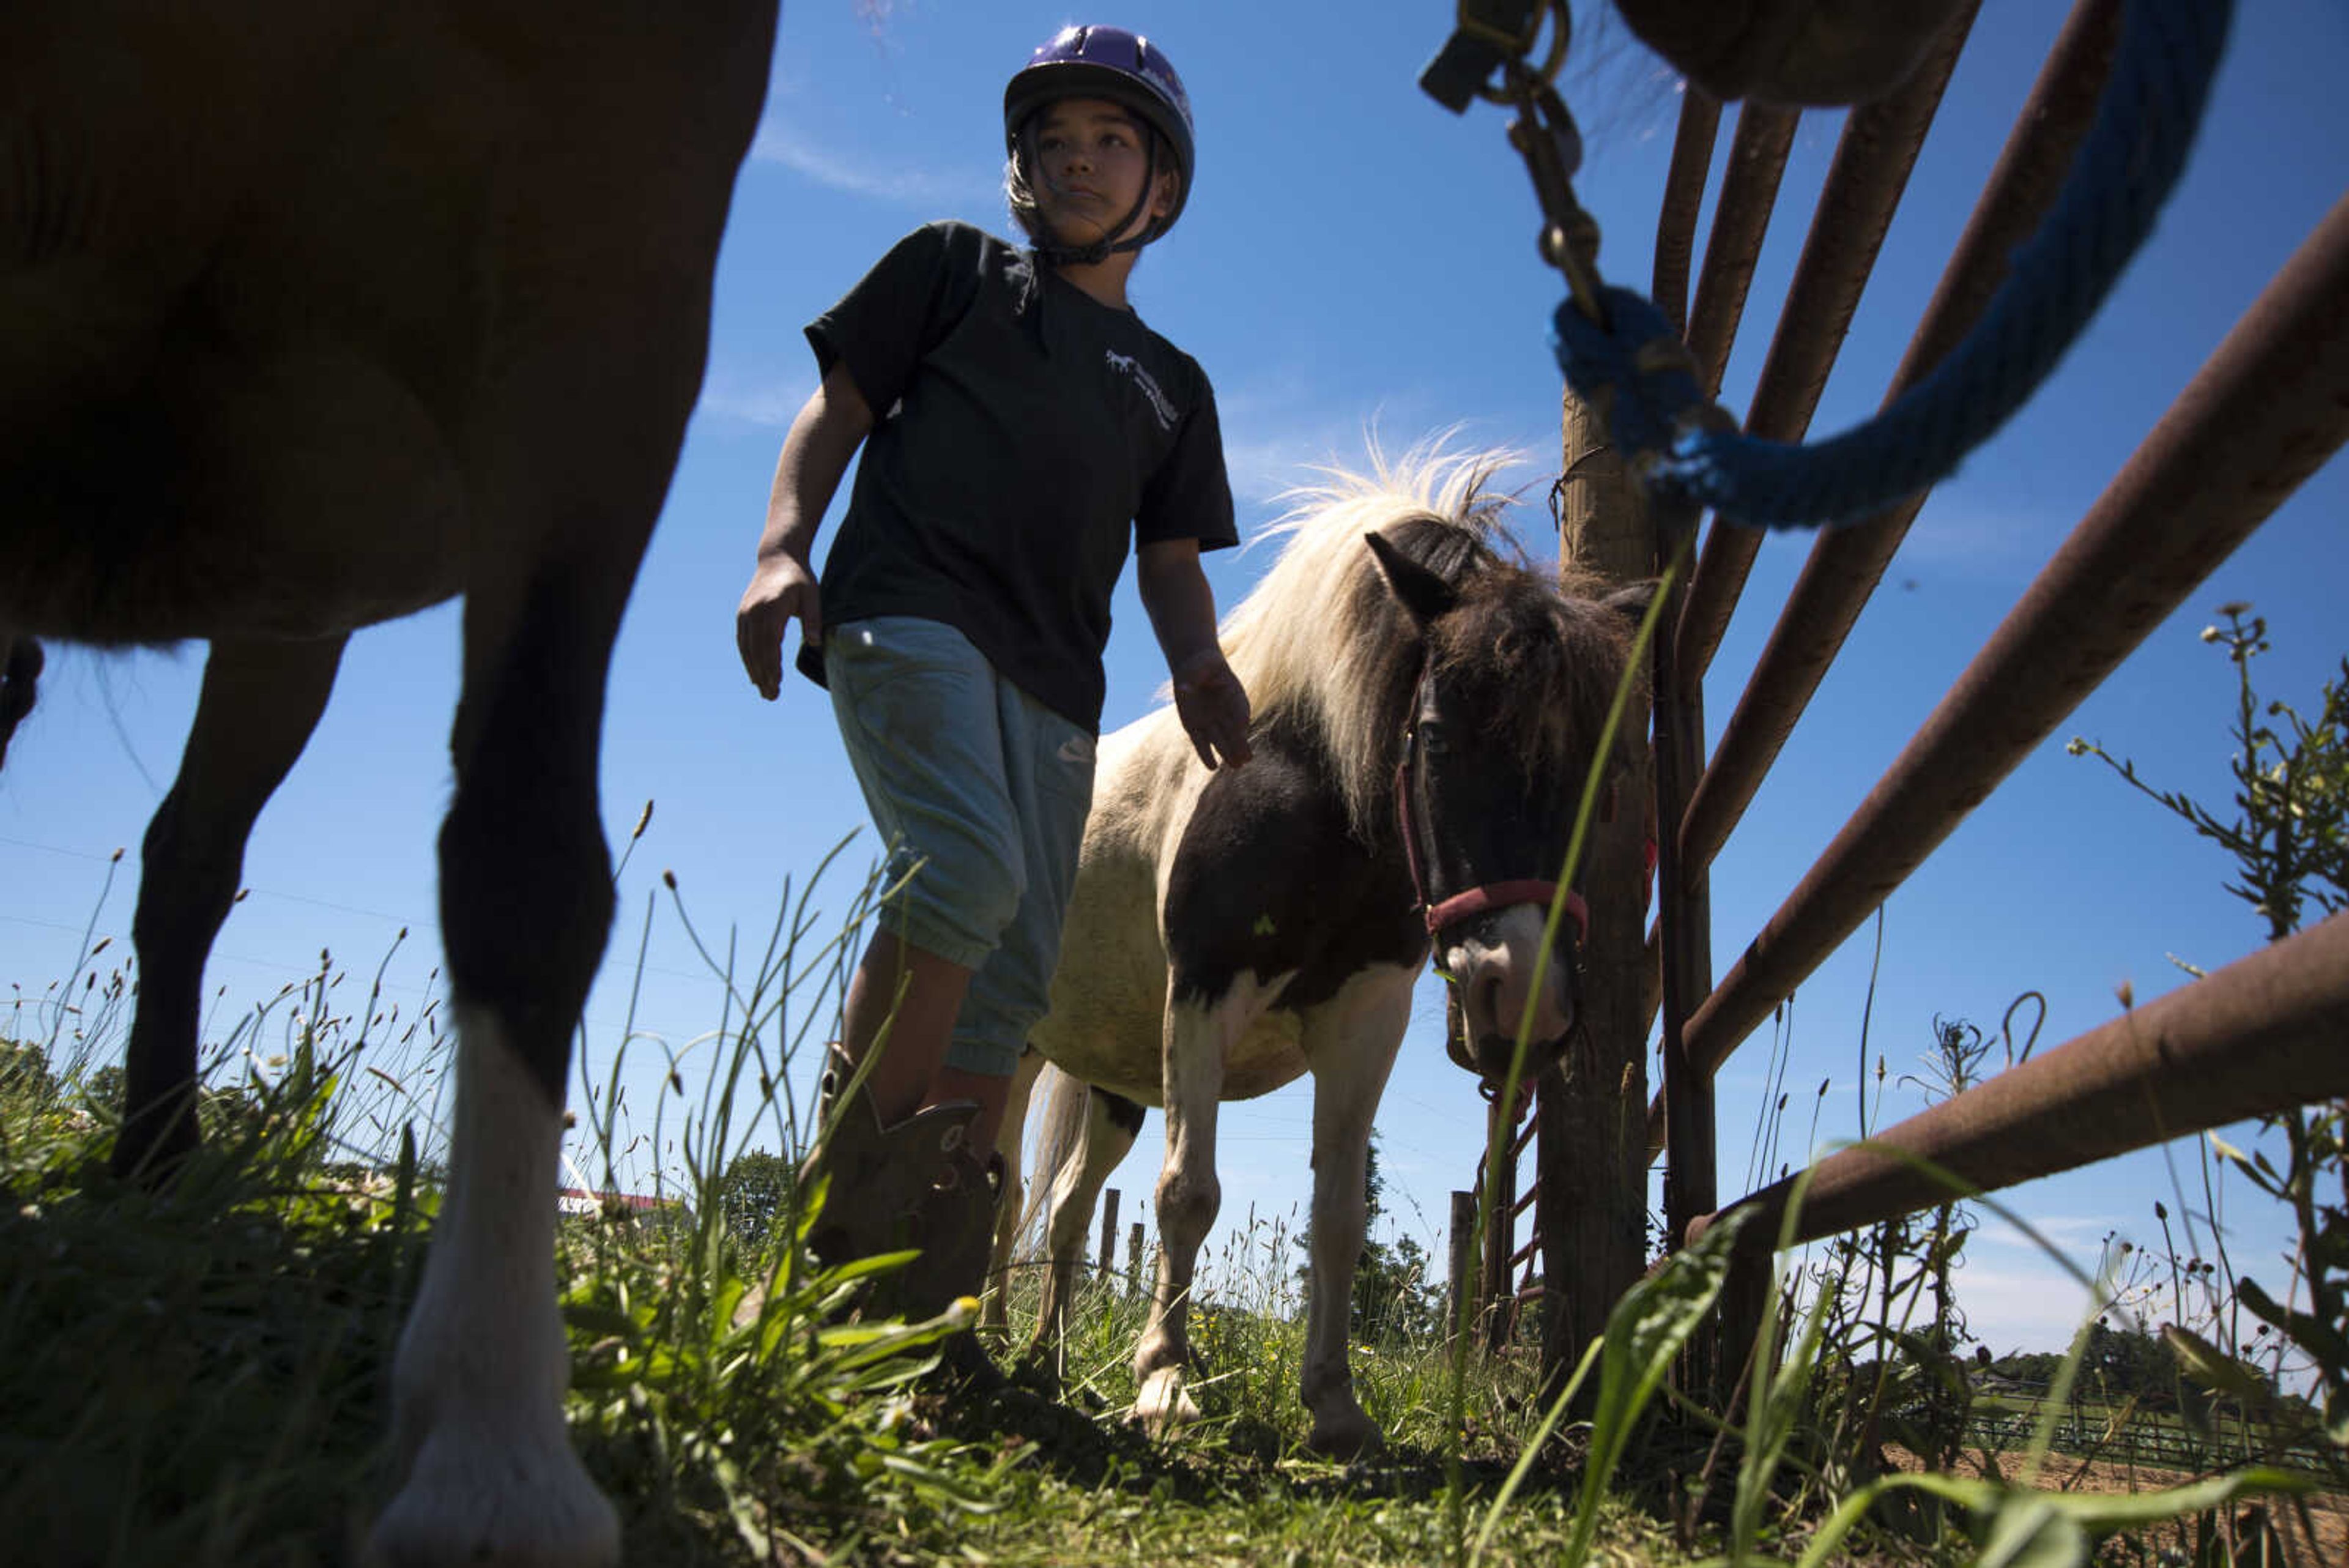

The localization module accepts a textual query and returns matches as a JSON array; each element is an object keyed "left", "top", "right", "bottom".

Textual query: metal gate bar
[
  {"left": 1675, "top": 191, "right": 2349, "bottom": 1103},
  {"left": 1687, "top": 912, "right": 2349, "bottom": 1252},
  {"left": 1678, "top": 0, "right": 2124, "bottom": 875},
  {"left": 1675, "top": 5, "right": 1981, "bottom": 685}
]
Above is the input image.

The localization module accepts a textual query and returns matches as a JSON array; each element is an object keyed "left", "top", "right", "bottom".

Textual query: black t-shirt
[{"left": 801, "top": 221, "right": 1238, "bottom": 732}]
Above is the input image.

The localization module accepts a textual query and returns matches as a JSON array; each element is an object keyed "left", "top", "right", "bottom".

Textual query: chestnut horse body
[{"left": 1, "top": 4, "right": 778, "bottom": 1561}]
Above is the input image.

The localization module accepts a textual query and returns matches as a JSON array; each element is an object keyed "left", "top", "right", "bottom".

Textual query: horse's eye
[{"left": 1419, "top": 723, "right": 1448, "bottom": 756}]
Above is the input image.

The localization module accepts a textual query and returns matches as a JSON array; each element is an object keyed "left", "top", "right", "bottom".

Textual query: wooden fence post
[
  {"left": 1447, "top": 1190, "right": 1477, "bottom": 1343},
  {"left": 1546, "top": 384, "right": 1660, "bottom": 1400},
  {"left": 1126, "top": 1221, "right": 1144, "bottom": 1298},
  {"left": 1097, "top": 1188, "right": 1120, "bottom": 1284}
]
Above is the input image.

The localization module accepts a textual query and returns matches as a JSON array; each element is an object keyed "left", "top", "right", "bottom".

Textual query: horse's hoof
[
  {"left": 366, "top": 1424, "right": 619, "bottom": 1568},
  {"left": 925, "top": 1328, "right": 1008, "bottom": 1394},
  {"left": 1128, "top": 1365, "right": 1201, "bottom": 1436},
  {"left": 1307, "top": 1409, "right": 1387, "bottom": 1461},
  {"left": 1010, "top": 1345, "right": 1066, "bottom": 1397}
]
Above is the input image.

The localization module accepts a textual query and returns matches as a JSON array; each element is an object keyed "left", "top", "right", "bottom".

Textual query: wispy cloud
[
  {"left": 749, "top": 119, "right": 997, "bottom": 209},
  {"left": 1221, "top": 428, "right": 1371, "bottom": 510},
  {"left": 694, "top": 371, "right": 811, "bottom": 430},
  {"left": 1974, "top": 1213, "right": 2126, "bottom": 1255},
  {"left": 1899, "top": 497, "right": 2068, "bottom": 576},
  {"left": 1213, "top": 381, "right": 1553, "bottom": 517},
  {"left": 1950, "top": 1259, "right": 2109, "bottom": 1355}
]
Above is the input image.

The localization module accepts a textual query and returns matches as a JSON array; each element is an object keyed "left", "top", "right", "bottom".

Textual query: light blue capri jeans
[{"left": 825, "top": 616, "right": 1096, "bottom": 1079}]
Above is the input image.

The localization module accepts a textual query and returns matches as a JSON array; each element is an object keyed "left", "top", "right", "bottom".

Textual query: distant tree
[
  {"left": 1, "top": 1038, "right": 57, "bottom": 1099},
  {"left": 1, "top": 1039, "right": 64, "bottom": 1136},
  {"left": 2085, "top": 1319, "right": 2181, "bottom": 1403},
  {"left": 717, "top": 1148, "right": 797, "bottom": 1255},
  {"left": 1986, "top": 1350, "right": 2067, "bottom": 1388},
  {"left": 1355, "top": 1230, "right": 1445, "bottom": 1343},
  {"left": 78, "top": 1063, "right": 125, "bottom": 1120}
]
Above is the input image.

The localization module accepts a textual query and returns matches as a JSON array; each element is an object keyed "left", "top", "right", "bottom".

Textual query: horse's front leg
[
  {"left": 116, "top": 635, "right": 347, "bottom": 1180},
  {"left": 0, "top": 634, "right": 42, "bottom": 770},
  {"left": 1298, "top": 967, "right": 1415, "bottom": 1458},
  {"left": 1130, "top": 988, "right": 1247, "bottom": 1435},
  {"left": 371, "top": 536, "right": 653, "bottom": 1568}
]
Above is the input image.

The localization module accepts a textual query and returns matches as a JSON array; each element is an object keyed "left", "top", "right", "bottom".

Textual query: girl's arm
[
  {"left": 736, "top": 362, "right": 875, "bottom": 700},
  {"left": 1135, "top": 538, "right": 1252, "bottom": 769}
]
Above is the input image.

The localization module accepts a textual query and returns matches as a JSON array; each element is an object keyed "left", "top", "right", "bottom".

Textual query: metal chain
[
  {"left": 1420, "top": 0, "right": 1610, "bottom": 325},
  {"left": 1499, "top": 62, "right": 1608, "bottom": 325}
]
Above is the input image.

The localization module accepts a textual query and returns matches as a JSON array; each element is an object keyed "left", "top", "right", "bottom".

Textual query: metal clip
[
  {"left": 1418, "top": 1, "right": 1608, "bottom": 325},
  {"left": 1416, "top": 0, "right": 1547, "bottom": 114}
]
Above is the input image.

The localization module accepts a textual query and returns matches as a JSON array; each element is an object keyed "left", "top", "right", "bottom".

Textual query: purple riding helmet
[{"left": 1004, "top": 24, "right": 1195, "bottom": 258}]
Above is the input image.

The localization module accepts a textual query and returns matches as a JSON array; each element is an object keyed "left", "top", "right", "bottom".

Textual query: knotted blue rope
[{"left": 1553, "top": 0, "right": 2233, "bottom": 532}]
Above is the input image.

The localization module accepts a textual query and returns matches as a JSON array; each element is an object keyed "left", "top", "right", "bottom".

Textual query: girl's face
[{"left": 1030, "top": 96, "right": 1176, "bottom": 248}]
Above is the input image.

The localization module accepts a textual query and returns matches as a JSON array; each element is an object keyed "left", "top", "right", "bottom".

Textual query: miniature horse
[
  {"left": 0, "top": 5, "right": 776, "bottom": 1562},
  {"left": 991, "top": 451, "right": 1649, "bottom": 1457}
]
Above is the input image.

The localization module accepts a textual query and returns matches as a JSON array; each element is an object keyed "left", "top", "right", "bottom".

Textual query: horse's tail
[
  {"left": 1011, "top": 1060, "right": 1093, "bottom": 1263},
  {"left": 0, "top": 636, "right": 43, "bottom": 771}
]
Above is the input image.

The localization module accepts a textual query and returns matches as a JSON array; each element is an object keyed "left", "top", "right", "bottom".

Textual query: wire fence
[{"left": 1966, "top": 1406, "right": 2337, "bottom": 1478}]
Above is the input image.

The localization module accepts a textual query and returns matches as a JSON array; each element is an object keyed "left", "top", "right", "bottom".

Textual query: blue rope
[{"left": 1552, "top": 0, "right": 2233, "bottom": 532}]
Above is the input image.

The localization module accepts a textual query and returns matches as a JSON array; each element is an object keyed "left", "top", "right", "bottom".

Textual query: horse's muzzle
[
  {"left": 1459, "top": 1025, "right": 1572, "bottom": 1085},
  {"left": 1442, "top": 904, "right": 1578, "bottom": 1082}
]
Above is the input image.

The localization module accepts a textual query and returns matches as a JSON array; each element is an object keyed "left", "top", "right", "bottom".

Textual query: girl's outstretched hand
[
  {"left": 1170, "top": 648, "right": 1252, "bottom": 770},
  {"left": 736, "top": 551, "right": 822, "bottom": 700}
]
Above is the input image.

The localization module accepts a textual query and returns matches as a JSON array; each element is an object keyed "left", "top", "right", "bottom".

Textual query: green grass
[
  {"left": 1, "top": 864, "right": 2322, "bottom": 1566},
  {"left": 0, "top": 1042, "right": 1704, "bottom": 1567}
]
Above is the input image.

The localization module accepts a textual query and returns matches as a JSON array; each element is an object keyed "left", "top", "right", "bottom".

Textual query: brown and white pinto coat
[{"left": 994, "top": 451, "right": 1649, "bottom": 1457}]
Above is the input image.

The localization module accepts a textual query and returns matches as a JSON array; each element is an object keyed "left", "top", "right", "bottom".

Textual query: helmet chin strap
[{"left": 1027, "top": 126, "right": 1159, "bottom": 268}]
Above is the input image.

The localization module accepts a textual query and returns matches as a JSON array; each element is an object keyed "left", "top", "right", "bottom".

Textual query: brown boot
[
  {"left": 797, "top": 1044, "right": 981, "bottom": 1279},
  {"left": 883, "top": 1145, "right": 1006, "bottom": 1323},
  {"left": 893, "top": 1147, "right": 1009, "bottom": 1392}
]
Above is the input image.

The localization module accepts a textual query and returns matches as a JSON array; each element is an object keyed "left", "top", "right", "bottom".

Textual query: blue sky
[{"left": 4, "top": 2, "right": 2345, "bottom": 1366}]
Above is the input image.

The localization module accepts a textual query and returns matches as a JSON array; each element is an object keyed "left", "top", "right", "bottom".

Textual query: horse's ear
[
  {"left": 1364, "top": 530, "right": 1458, "bottom": 626},
  {"left": 1601, "top": 579, "right": 1660, "bottom": 635}
]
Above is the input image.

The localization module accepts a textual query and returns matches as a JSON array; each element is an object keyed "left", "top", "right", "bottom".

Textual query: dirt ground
[{"left": 1880, "top": 1444, "right": 2346, "bottom": 1566}]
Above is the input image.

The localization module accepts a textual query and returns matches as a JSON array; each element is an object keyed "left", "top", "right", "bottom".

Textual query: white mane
[{"left": 1212, "top": 439, "right": 1529, "bottom": 836}]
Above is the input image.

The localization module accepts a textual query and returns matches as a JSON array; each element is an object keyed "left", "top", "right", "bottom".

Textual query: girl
[{"left": 735, "top": 26, "right": 1251, "bottom": 1332}]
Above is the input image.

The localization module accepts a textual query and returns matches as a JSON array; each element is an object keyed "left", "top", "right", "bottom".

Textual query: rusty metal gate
[{"left": 1463, "top": 0, "right": 2349, "bottom": 1395}]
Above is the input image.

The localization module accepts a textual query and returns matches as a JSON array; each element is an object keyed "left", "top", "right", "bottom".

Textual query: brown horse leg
[
  {"left": 113, "top": 635, "right": 347, "bottom": 1182},
  {"left": 0, "top": 634, "right": 42, "bottom": 770},
  {"left": 372, "top": 544, "right": 645, "bottom": 1567}
]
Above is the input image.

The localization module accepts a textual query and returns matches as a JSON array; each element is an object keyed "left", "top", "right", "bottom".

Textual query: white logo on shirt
[{"left": 1105, "top": 349, "right": 1178, "bottom": 433}]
